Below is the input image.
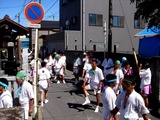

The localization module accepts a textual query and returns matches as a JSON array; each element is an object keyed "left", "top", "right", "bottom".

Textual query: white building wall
[
  {"left": 111, "top": 0, "right": 140, "bottom": 53},
  {"left": 64, "top": 0, "right": 143, "bottom": 53},
  {"left": 85, "top": 0, "right": 108, "bottom": 52}
]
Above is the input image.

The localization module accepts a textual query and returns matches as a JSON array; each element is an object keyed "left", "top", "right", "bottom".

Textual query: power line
[
  {"left": 45, "top": 11, "right": 59, "bottom": 20},
  {"left": 119, "top": 0, "right": 134, "bottom": 48},
  {"left": 0, "top": 6, "right": 23, "bottom": 9},
  {"left": 44, "top": 0, "right": 58, "bottom": 14}
]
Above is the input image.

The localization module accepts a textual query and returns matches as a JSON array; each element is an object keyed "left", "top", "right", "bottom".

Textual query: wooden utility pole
[{"left": 108, "top": 0, "right": 112, "bottom": 54}]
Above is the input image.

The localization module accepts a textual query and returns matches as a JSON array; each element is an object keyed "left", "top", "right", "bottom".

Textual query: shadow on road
[{"left": 67, "top": 103, "right": 94, "bottom": 112}]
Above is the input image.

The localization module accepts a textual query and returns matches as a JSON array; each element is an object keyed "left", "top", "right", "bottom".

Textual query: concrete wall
[
  {"left": 31, "top": 29, "right": 54, "bottom": 49},
  {"left": 46, "top": 34, "right": 65, "bottom": 53},
  {"left": 65, "top": 30, "right": 82, "bottom": 51}
]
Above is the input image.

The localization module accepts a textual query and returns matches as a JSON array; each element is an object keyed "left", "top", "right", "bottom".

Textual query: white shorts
[
  {"left": 38, "top": 81, "right": 48, "bottom": 91},
  {"left": 54, "top": 68, "right": 64, "bottom": 76},
  {"left": 87, "top": 83, "right": 100, "bottom": 94},
  {"left": 73, "top": 67, "right": 79, "bottom": 74},
  {"left": 39, "top": 84, "right": 48, "bottom": 92}
]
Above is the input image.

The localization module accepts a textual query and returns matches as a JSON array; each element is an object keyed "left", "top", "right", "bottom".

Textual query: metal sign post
[
  {"left": 24, "top": 2, "right": 44, "bottom": 119},
  {"left": 33, "top": 28, "right": 38, "bottom": 118}
]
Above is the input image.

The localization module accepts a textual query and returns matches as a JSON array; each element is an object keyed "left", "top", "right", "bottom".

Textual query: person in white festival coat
[
  {"left": 102, "top": 74, "right": 118, "bottom": 120},
  {"left": 0, "top": 78, "right": 13, "bottom": 108},
  {"left": 101, "top": 54, "right": 114, "bottom": 78},
  {"left": 73, "top": 54, "right": 81, "bottom": 84},
  {"left": 60, "top": 52, "right": 67, "bottom": 75},
  {"left": 82, "top": 59, "right": 104, "bottom": 113},
  {"left": 53, "top": 54, "right": 65, "bottom": 84},
  {"left": 109, "top": 60, "right": 124, "bottom": 95},
  {"left": 16, "top": 72, "right": 34, "bottom": 120},
  {"left": 111, "top": 75, "right": 149, "bottom": 120},
  {"left": 82, "top": 57, "right": 92, "bottom": 78},
  {"left": 38, "top": 61, "right": 51, "bottom": 107},
  {"left": 139, "top": 63, "right": 152, "bottom": 108},
  {"left": 29, "top": 57, "right": 41, "bottom": 83}
]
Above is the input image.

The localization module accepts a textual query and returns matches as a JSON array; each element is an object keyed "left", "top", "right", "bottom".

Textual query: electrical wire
[
  {"left": 0, "top": 6, "right": 23, "bottom": 9},
  {"left": 45, "top": 11, "right": 59, "bottom": 20},
  {"left": 119, "top": 0, "right": 139, "bottom": 65},
  {"left": 44, "top": 0, "right": 58, "bottom": 14},
  {"left": 119, "top": 0, "right": 134, "bottom": 49}
]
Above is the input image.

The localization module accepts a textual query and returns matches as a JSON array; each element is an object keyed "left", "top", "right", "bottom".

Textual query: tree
[{"left": 131, "top": 0, "right": 160, "bottom": 28}]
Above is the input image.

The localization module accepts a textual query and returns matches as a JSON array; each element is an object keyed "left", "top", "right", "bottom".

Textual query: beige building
[{"left": 60, "top": 0, "right": 145, "bottom": 53}]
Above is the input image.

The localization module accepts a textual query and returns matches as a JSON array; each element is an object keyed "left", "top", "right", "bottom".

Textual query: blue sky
[{"left": 0, "top": 0, "right": 59, "bottom": 27}]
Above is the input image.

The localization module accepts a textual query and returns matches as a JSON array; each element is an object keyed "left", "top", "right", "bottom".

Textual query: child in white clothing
[
  {"left": 102, "top": 74, "right": 118, "bottom": 120},
  {"left": 111, "top": 76, "right": 149, "bottom": 120}
]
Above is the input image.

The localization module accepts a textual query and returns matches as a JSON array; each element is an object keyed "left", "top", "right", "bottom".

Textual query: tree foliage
[{"left": 130, "top": 0, "right": 160, "bottom": 28}]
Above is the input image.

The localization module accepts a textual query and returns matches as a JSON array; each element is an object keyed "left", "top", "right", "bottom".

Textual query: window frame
[
  {"left": 112, "top": 15, "right": 124, "bottom": 28},
  {"left": 134, "top": 18, "right": 145, "bottom": 29},
  {"left": 89, "top": 13, "right": 103, "bottom": 27}
]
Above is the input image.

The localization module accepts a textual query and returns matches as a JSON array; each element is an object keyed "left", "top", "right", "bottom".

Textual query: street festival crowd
[{"left": 0, "top": 51, "right": 152, "bottom": 120}]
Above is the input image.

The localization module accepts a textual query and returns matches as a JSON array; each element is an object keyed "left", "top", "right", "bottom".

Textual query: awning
[{"left": 134, "top": 26, "right": 160, "bottom": 37}]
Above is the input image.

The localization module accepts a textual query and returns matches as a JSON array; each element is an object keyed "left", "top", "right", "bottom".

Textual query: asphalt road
[{"left": 40, "top": 70, "right": 160, "bottom": 120}]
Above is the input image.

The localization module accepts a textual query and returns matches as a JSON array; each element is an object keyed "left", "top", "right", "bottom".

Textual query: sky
[{"left": 0, "top": 0, "right": 59, "bottom": 27}]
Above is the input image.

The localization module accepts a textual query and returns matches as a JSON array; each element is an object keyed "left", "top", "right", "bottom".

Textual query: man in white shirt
[
  {"left": 109, "top": 60, "right": 124, "bottom": 95},
  {"left": 82, "top": 52, "right": 89, "bottom": 67},
  {"left": 29, "top": 58, "right": 41, "bottom": 84},
  {"left": 82, "top": 57, "right": 92, "bottom": 78},
  {"left": 16, "top": 72, "right": 34, "bottom": 120},
  {"left": 111, "top": 76, "right": 149, "bottom": 120},
  {"left": 101, "top": 54, "right": 114, "bottom": 78},
  {"left": 53, "top": 54, "right": 65, "bottom": 84},
  {"left": 60, "top": 52, "right": 67, "bottom": 75},
  {"left": 73, "top": 54, "right": 81, "bottom": 84},
  {"left": 139, "top": 63, "right": 152, "bottom": 107},
  {"left": 82, "top": 59, "right": 104, "bottom": 113},
  {"left": 102, "top": 74, "right": 118, "bottom": 120},
  {"left": 38, "top": 61, "right": 51, "bottom": 107},
  {"left": 0, "top": 78, "right": 13, "bottom": 108}
]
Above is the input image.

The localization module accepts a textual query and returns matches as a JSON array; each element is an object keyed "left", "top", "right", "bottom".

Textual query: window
[
  {"left": 71, "top": 16, "right": 77, "bottom": 25},
  {"left": 62, "top": 0, "right": 68, "bottom": 5},
  {"left": 134, "top": 18, "right": 145, "bottom": 29},
  {"left": 75, "top": 46, "right": 77, "bottom": 51},
  {"left": 89, "top": 14, "right": 103, "bottom": 26},
  {"left": 112, "top": 16, "right": 124, "bottom": 27},
  {"left": 93, "top": 45, "right": 96, "bottom": 51}
]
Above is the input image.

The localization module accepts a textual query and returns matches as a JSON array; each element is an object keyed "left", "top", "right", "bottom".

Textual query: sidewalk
[{"left": 40, "top": 70, "right": 160, "bottom": 120}]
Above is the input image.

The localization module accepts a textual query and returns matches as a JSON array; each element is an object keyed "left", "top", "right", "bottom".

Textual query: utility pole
[
  {"left": 15, "top": 13, "right": 20, "bottom": 24},
  {"left": 108, "top": 0, "right": 112, "bottom": 54},
  {"left": 39, "top": 0, "right": 41, "bottom": 4},
  {"left": 103, "top": 20, "right": 107, "bottom": 59},
  {"left": 82, "top": 0, "right": 86, "bottom": 51},
  {"left": 18, "top": 13, "right": 20, "bottom": 24}
]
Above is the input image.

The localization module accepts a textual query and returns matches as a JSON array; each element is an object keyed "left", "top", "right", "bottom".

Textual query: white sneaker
[
  {"left": 94, "top": 106, "right": 99, "bottom": 113},
  {"left": 86, "top": 91, "right": 90, "bottom": 96},
  {"left": 74, "top": 80, "right": 78, "bottom": 84},
  {"left": 44, "top": 99, "right": 49, "bottom": 104},
  {"left": 94, "top": 89, "right": 97, "bottom": 95},
  {"left": 82, "top": 99, "right": 90, "bottom": 105},
  {"left": 41, "top": 102, "right": 43, "bottom": 107},
  {"left": 63, "top": 80, "right": 66, "bottom": 84},
  {"left": 54, "top": 76, "right": 57, "bottom": 80},
  {"left": 117, "top": 112, "right": 120, "bottom": 115},
  {"left": 57, "top": 80, "right": 60, "bottom": 84}
]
